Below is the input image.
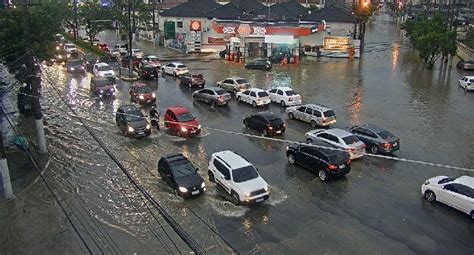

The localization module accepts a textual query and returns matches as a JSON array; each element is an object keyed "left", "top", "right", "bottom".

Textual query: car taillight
[
  {"left": 322, "top": 117, "right": 327, "bottom": 122},
  {"left": 347, "top": 148, "right": 355, "bottom": 152},
  {"left": 218, "top": 96, "right": 224, "bottom": 101},
  {"left": 383, "top": 143, "right": 392, "bottom": 148},
  {"left": 267, "top": 125, "right": 273, "bottom": 130},
  {"left": 328, "top": 164, "right": 337, "bottom": 170}
]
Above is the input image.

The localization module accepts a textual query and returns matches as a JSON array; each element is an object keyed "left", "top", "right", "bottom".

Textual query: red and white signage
[{"left": 190, "top": 21, "right": 202, "bottom": 31}]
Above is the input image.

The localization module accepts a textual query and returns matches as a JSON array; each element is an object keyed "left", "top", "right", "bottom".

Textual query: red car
[
  {"left": 164, "top": 106, "right": 201, "bottom": 137},
  {"left": 99, "top": 43, "right": 109, "bottom": 52},
  {"left": 129, "top": 82, "right": 156, "bottom": 105}
]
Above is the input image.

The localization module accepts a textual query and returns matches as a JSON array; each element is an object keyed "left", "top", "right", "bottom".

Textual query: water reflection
[{"left": 392, "top": 42, "right": 400, "bottom": 75}]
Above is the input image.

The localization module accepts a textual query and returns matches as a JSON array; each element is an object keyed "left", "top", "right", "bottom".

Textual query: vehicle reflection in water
[
  {"left": 392, "top": 42, "right": 400, "bottom": 74},
  {"left": 67, "top": 77, "right": 78, "bottom": 108},
  {"left": 348, "top": 85, "right": 364, "bottom": 125},
  {"left": 270, "top": 71, "right": 292, "bottom": 89}
]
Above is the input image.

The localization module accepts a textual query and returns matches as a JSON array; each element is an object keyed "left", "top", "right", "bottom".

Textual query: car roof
[
  {"left": 132, "top": 82, "right": 147, "bottom": 87},
  {"left": 306, "top": 140, "right": 347, "bottom": 157},
  {"left": 162, "top": 153, "right": 190, "bottom": 165},
  {"left": 253, "top": 111, "right": 279, "bottom": 120},
  {"left": 96, "top": 62, "right": 109, "bottom": 67},
  {"left": 206, "top": 86, "right": 224, "bottom": 91},
  {"left": 359, "top": 124, "right": 385, "bottom": 132},
  {"left": 145, "top": 55, "right": 158, "bottom": 58},
  {"left": 453, "top": 176, "right": 474, "bottom": 187},
  {"left": 230, "top": 77, "right": 246, "bottom": 80},
  {"left": 118, "top": 104, "right": 139, "bottom": 112},
  {"left": 247, "top": 88, "right": 266, "bottom": 92},
  {"left": 167, "top": 106, "right": 190, "bottom": 114},
  {"left": 171, "top": 62, "right": 185, "bottom": 65},
  {"left": 274, "top": 87, "right": 295, "bottom": 91},
  {"left": 324, "top": 128, "right": 354, "bottom": 138},
  {"left": 462, "top": 76, "right": 474, "bottom": 79},
  {"left": 65, "top": 43, "right": 75, "bottom": 46},
  {"left": 212, "top": 150, "right": 250, "bottom": 169},
  {"left": 303, "top": 103, "right": 332, "bottom": 111}
]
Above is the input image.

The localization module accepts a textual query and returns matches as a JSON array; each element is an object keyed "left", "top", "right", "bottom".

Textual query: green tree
[
  {"left": 405, "top": 14, "right": 457, "bottom": 69},
  {"left": 79, "top": 3, "right": 114, "bottom": 45}
]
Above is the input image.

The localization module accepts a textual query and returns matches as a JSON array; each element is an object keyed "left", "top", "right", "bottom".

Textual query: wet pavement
[{"left": 2, "top": 8, "right": 474, "bottom": 254}]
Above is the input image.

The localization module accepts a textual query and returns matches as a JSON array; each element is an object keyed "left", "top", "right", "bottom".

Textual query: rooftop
[
  {"left": 302, "top": 5, "right": 354, "bottom": 23},
  {"left": 160, "top": 0, "right": 222, "bottom": 17}
]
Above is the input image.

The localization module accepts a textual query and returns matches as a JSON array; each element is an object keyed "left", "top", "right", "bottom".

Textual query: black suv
[
  {"left": 115, "top": 105, "right": 151, "bottom": 138},
  {"left": 243, "top": 111, "right": 285, "bottom": 136},
  {"left": 158, "top": 153, "right": 206, "bottom": 197},
  {"left": 286, "top": 141, "right": 351, "bottom": 181}
]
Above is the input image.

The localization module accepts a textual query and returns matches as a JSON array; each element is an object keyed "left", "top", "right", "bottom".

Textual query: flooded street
[{"left": 2, "top": 9, "right": 474, "bottom": 254}]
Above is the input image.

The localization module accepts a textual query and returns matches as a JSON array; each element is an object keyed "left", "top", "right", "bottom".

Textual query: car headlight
[
  {"left": 201, "top": 182, "right": 205, "bottom": 188},
  {"left": 180, "top": 126, "right": 188, "bottom": 132},
  {"left": 139, "top": 95, "right": 144, "bottom": 99},
  {"left": 80, "top": 66, "right": 84, "bottom": 69},
  {"left": 128, "top": 126, "right": 134, "bottom": 132},
  {"left": 244, "top": 192, "right": 251, "bottom": 198},
  {"left": 146, "top": 124, "right": 151, "bottom": 129},
  {"left": 56, "top": 46, "right": 59, "bottom": 50},
  {"left": 197, "top": 125, "right": 201, "bottom": 129},
  {"left": 70, "top": 67, "right": 75, "bottom": 71},
  {"left": 152, "top": 93, "right": 156, "bottom": 98},
  {"left": 178, "top": 186, "right": 188, "bottom": 193},
  {"left": 58, "top": 55, "right": 62, "bottom": 59},
  {"left": 99, "top": 90, "right": 103, "bottom": 93},
  {"left": 264, "top": 186, "right": 269, "bottom": 192}
]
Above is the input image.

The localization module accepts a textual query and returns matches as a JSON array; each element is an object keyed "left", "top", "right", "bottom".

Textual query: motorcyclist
[{"left": 149, "top": 106, "right": 160, "bottom": 130}]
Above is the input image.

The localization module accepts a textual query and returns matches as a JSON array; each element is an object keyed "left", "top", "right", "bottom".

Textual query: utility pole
[
  {"left": 128, "top": 0, "right": 133, "bottom": 77},
  {"left": 73, "top": 0, "right": 79, "bottom": 39},
  {"left": 21, "top": 0, "right": 47, "bottom": 154}
]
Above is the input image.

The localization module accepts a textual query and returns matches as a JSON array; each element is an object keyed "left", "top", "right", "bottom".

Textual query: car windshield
[
  {"left": 323, "top": 110, "right": 336, "bottom": 117},
  {"left": 236, "top": 79, "right": 248, "bottom": 84},
  {"left": 286, "top": 90, "right": 297, "bottom": 96},
  {"left": 176, "top": 112, "right": 194, "bottom": 122},
  {"left": 232, "top": 165, "right": 259, "bottom": 183},
  {"left": 95, "top": 80, "right": 109, "bottom": 87},
  {"left": 137, "top": 86, "right": 152, "bottom": 93},
  {"left": 98, "top": 66, "right": 111, "bottom": 71},
  {"left": 342, "top": 135, "right": 360, "bottom": 145},
  {"left": 268, "top": 118, "right": 283, "bottom": 126},
  {"left": 124, "top": 110, "right": 143, "bottom": 122},
  {"left": 65, "top": 45, "right": 75, "bottom": 49},
  {"left": 329, "top": 152, "right": 349, "bottom": 164},
  {"left": 171, "top": 162, "right": 196, "bottom": 178},
  {"left": 215, "top": 89, "right": 227, "bottom": 95},
  {"left": 377, "top": 130, "right": 395, "bottom": 140},
  {"left": 84, "top": 54, "right": 96, "bottom": 61},
  {"left": 258, "top": 92, "right": 269, "bottom": 97},
  {"left": 149, "top": 57, "right": 159, "bottom": 61},
  {"left": 177, "top": 65, "right": 187, "bottom": 68},
  {"left": 68, "top": 60, "right": 82, "bottom": 66}
]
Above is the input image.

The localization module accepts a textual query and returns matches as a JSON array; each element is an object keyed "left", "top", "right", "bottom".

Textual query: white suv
[
  {"left": 286, "top": 104, "right": 336, "bottom": 127},
  {"left": 267, "top": 87, "right": 302, "bottom": 107},
  {"left": 236, "top": 88, "right": 271, "bottom": 107},
  {"left": 208, "top": 150, "right": 270, "bottom": 205}
]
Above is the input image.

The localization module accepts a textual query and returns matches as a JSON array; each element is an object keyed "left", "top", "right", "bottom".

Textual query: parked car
[
  {"left": 457, "top": 60, "right": 474, "bottom": 70},
  {"left": 130, "top": 48, "right": 144, "bottom": 59},
  {"left": 286, "top": 104, "right": 337, "bottom": 127},
  {"left": 138, "top": 64, "right": 159, "bottom": 80},
  {"left": 245, "top": 59, "right": 272, "bottom": 71},
  {"left": 98, "top": 43, "right": 109, "bottom": 52},
  {"left": 113, "top": 44, "right": 128, "bottom": 55},
  {"left": 158, "top": 153, "right": 206, "bottom": 197},
  {"left": 115, "top": 105, "right": 151, "bottom": 138},
  {"left": 208, "top": 150, "right": 270, "bottom": 205},
  {"left": 107, "top": 48, "right": 121, "bottom": 59},
  {"left": 216, "top": 77, "right": 251, "bottom": 93},
  {"left": 458, "top": 76, "right": 474, "bottom": 91},
  {"left": 421, "top": 175, "right": 474, "bottom": 219},
  {"left": 192, "top": 87, "right": 231, "bottom": 106},
  {"left": 163, "top": 106, "right": 201, "bottom": 137},
  {"left": 90, "top": 77, "right": 116, "bottom": 98},
  {"left": 267, "top": 87, "right": 302, "bottom": 107},
  {"left": 63, "top": 43, "right": 78, "bottom": 54},
  {"left": 121, "top": 57, "right": 141, "bottom": 71},
  {"left": 66, "top": 59, "right": 86, "bottom": 73},
  {"left": 141, "top": 55, "right": 161, "bottom": 67},
  {"left": 179, "top": 72, "right": 205, "bottom": 88},
  {"left": 305, "top": 128, "right": 366, "bottom": 159},
  {"left": 347, "top": 124, "right": 400, "bottom": 154},
  {"left": 236, "top": 88, "right": 271, "bottom": 107},
  {"left": 286, "top": 141, "right": 352, "bottom": 181},
  {"left": 162, "top": 62, "right": 188, "bottom": 76},
  {"left": 129, "top": 82, "right": 156, "bottom": 105},
  {"left": 243, "top": 112, "right": 285, "bottom": 136},
  {"left": 93, "top": 62, "right": 116, "bottom": 79},
  {"left": 83, "top": 53, "right": 98, "bottom": 71}
]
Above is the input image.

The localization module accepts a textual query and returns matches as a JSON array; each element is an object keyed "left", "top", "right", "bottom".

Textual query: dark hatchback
[
  {"left": 90, "top": 77, "right": 116, "bottom": 98},
  {"left": 348, "top": 124, "right": 400, "bottom": 154},
  {"left": 139, "top": 64, "right": 159, "bottom": 80},
  {"left": 158, "top": 153, "right": 206, "bottom": 197},
  {"left": 286, "top": 141, "right": 351, "bottom": 181},
  {"left": 115, "top": 105, "right": 151, "bottom": 138},
  {"left": 243, "top": 111, "right": 285, "bottom": 136},
  {"left": 66, "top": 59, "right": 86, "bottom": 73},
  {"left": 245, "top": 59, "right": 272, "bottom": 71},
  {"left": 179, "top": 72, "right": 206, "bottom": 88}
]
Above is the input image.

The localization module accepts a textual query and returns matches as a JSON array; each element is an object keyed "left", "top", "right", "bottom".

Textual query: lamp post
[{"left": 128, "top": 0, "right": 133, "bottom": 77}]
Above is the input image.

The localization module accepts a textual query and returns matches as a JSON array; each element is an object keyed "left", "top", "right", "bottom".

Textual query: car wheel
[
  {"left": 280, "top": 100, "right": 286, "bottom": 107},
  {"left": 287, "top": 153, "right": 295, "bottom": 165},
  {"left": 243, "top": 120, "right": 248, "bottom": 128},
  {"left": 161, "top": 69, "right": 165, "bottom": 76},
  {"left": 211, "top": 101, "right": 216, "bottom": 107},
  {"left": 252, "top": 101, "right": 257, "bottom": 107},
  {"left": 263, "top": 130, "right": 268, "bottom": 137},
  {"left": 188, "top": 83, "right": 192, "bottom": 88},
  {"left": 311, "top": 120, "right": 317, "bottom": 128},
  {"left": 288, "top": 112, "right": 294, "bottom": 119},
  {"left": 208, "top": 171, "right": 215, "bottom": 183},
  {"left": 424, "top": 190, "right": 436, "bottom": 202},
  {"left": 231, "top": 192, "right": 240, "bottom": 205},
  {"left": 173, "top": 71, "right": 177, "bottom": 77},
  {"left": 318, "top": 169, "right": 328, "bottom": 181},
  {"left": 370, "top": 145, "right": 379, "bottom": 154}
]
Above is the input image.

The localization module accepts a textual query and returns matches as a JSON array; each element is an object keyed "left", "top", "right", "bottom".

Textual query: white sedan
[
  {"left": 93, "top": 62, "right": 116, "bottom": 78},
  {"left": 305, "top": 128, "right": 366, "bottom": 159},
  {"left": 267, "top": 87, "right": 302, "bottom": 107},
  {"left": 162, "top": 62, "right": 188, "bottom": 76},
  {"left": 421, "top": 175, "right": 474, "bottom": 219},
  {"left": 64, "top": 43, "right": 77, "bottom": 54},
  {"left": 236, "top": 88, "right": 271, "bottom": 107},
  {"left": 458, "top": 76, "right": 474, "bottom": 91}
]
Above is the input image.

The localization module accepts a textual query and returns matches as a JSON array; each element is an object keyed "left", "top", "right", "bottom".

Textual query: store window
[{"left": 177, "top": 21, "right": 183, "bottom": 28}]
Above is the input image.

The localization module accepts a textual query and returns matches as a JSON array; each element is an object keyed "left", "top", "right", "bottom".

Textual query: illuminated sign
[
  {"left": 264, "top": 35, "right": 295, "bottom": 44},
  {"left": 190, "top": 21, "right": 201, "bottom": 31},
  {"left": 323, "top": 36, "right": 350, "bottom": 50}
]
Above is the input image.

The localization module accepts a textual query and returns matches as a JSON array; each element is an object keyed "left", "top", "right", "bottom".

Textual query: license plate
[
  {"left": 256, "top": 198, "right": 264, "bottom": 203},
  {"left": 137, "top": 132, "right": 144, "bottom": 134},
  {"left": 276, "top": 131, "right": 282, "bottom": 134},
  {"left": 191, "top": 190, "right": 200, "bottom": 195},
  {"left": 339, "top": 164, "right": 345, "bottom": 169}
]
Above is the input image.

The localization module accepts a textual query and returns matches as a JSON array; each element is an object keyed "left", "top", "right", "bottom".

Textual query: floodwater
[{"left": 1, "top": 8, "right": 474, "bottom": 255}]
